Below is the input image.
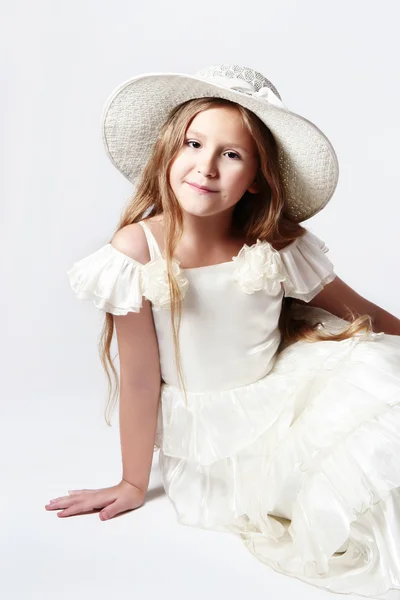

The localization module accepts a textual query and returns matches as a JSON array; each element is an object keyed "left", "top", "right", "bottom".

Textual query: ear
[{"left": 247, "top": 178, "right": 259, "bottom": 194}]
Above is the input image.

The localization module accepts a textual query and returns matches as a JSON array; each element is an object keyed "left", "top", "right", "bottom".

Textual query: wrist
[{"left": 122, "top": 478, "right": 146, "bottom": 494}]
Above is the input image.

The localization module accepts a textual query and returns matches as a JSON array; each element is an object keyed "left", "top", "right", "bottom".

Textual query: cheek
[
  {"left": 169, "top": 155, "right": 188, "bottom": 185},
  {"left": 225, "top": 166, "right": 254, "bottom": 189}
]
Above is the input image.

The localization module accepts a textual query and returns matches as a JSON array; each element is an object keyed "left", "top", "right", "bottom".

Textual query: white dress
[{"left": 67, "top": 221, "right": 400, "bottom": 599}]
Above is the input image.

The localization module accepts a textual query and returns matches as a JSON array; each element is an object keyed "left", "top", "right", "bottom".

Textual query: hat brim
[{"left": 101, "top": 72, "right": 339, "bottom": 222}]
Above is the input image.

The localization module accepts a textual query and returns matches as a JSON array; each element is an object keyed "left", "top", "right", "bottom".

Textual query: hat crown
[{"left": 195, "top": 64, "right": 282, "bottom": 100}]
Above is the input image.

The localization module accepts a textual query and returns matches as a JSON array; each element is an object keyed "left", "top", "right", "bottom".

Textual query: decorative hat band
[{"left": 199, "top": 75, "right": 288, "bottom": 109}]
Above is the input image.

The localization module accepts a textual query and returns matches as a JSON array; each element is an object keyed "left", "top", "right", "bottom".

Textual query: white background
[{"left": 2, "top": 1, "right": 399, "bottom": 598}]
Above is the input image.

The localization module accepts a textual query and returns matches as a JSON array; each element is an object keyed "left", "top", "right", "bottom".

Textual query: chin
[
  {"left": 173, "top": 195, "right": 212, "bottom": 214},
  {"left": 180, "top": 205, "right": 218, "bottom": 217}
]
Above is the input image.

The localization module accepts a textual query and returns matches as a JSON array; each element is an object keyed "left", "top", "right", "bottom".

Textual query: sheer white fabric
[
  {"left": 67, "top": 224, "right": 400, "bottom": 599},
  {"left": 280, "top": 230, "right": 337, "bottom": 302},
  {"left": 67, "top": 244, "right": 144, "bottom": 315}
]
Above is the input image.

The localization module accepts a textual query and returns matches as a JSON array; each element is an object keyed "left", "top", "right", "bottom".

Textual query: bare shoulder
[{"left": 111, "top": 222, "right": 151, "bottom": 264}]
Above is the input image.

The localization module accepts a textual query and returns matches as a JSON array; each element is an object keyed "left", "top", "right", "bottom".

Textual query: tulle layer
[
  {"left": 67, "top": 244, "right": 144, "bottom": 315},
  {"left": 157, "top": 331, "right": 400, "bottom": 599},
  {"left": 280, "top": 230, "right": 336, "bottom": 302}
]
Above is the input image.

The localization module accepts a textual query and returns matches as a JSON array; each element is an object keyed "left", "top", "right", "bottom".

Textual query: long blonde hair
[{"left": 99, "top": 97, "right": 372, "bottom": 426}]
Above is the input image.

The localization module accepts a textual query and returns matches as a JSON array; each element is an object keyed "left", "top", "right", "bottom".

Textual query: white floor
[{"left": 1, "top": 393, "right": 342, "bottom": 600}]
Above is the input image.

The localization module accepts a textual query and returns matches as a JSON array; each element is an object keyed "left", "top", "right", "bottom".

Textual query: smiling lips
[{"left": 187, "top": 181, "right": 218, "bottom": 193}]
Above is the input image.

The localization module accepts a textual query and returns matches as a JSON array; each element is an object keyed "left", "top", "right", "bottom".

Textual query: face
[{"left": 168, "top": 105, "right": 259, "bottom": 219}]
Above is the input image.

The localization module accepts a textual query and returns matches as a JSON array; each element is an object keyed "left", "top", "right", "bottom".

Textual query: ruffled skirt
[{"left": 154, "top": 309, "right": 400, "bottom": 599}]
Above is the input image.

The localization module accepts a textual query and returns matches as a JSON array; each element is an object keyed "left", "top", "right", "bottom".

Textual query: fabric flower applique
[
  {"left": 232, "top": 239, "right": 287, "bottom": 295},
  {"left": 141, "top": 257, "right": 190, "bottom": 310}
]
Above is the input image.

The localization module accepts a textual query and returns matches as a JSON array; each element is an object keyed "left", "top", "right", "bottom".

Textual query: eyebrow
[{"left": 186, "top": 129, "right": 250, "bottom": 153}]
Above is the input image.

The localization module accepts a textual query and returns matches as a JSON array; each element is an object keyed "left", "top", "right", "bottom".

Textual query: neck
[{"left": 180, "top": 210, "right": 242, "bottom": 247}]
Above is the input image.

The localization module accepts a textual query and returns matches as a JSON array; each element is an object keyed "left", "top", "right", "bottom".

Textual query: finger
[
  {"left": 56, "top": 492, "right": 110, "bottom": 516},
  {"left": 58, "top": 496, "right": 111, "bottom": 517},
  {"left": 45, "top": 498, "right": 74, "bottom": 510},
  {"left": 46, "top": 494, "right": 77, "bottom": 505},
  {"left": 57, "top": 502, "right": 94, "bottom": 518},
  {"left": 47, "top": 490, "right": 95, "bottom": 506},
  {"left": 99, "top": 499, "right": 121, "bottom": 521},
  {"left": 46, "top": 496, "right": 71, "bottom": 506},
  {"left": 99, "top": 498, "right": 135, "bottom": 521},
  {"left": 46, "top": 490, "right": 103, "bottom": 511}
]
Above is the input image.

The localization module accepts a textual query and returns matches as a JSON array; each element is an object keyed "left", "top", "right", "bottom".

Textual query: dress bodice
[
  {"left": 67, "top": 220, "right": 336, "bottom": 392},
  {"left": 138, "top": 221, "right": 285, "bottom": 392}
]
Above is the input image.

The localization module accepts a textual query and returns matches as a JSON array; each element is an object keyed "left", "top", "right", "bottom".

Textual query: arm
[
  {"left": 308, "top": 276, "right": 400, "bottom": 336},
  {"left": 112, "top": 224, "right": 162, "bottom": 494},
  {"left": 114, "top": 304, "right": 161, "bottom": 494},
  {"left": 45, "top": 223, "right": 161, "bottom": 520}
]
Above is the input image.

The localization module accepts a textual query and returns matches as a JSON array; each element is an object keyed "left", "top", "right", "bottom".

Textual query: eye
[
  {"left": 186, "top": 140, "right": 201, "bottom": 149},
  {"left": 225, "top": 151, "right": 241, "bottom": 160}
]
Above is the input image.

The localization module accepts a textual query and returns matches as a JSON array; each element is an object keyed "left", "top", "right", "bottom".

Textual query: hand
[{"left": 44, "top": 479, "right": 145, "bottom": 520}]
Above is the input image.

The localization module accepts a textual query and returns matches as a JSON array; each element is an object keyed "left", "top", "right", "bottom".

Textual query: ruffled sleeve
[
  {"left": 279, "top": 230, "right": 336, "bottom": 303},
  {"left": 66, "top": 244, "right": 145, "bottom": 315}
]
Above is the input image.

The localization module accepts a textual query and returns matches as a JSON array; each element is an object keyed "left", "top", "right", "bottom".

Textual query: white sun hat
[{"left": 101, "top": 63, "right": 339, "bottom": 222}]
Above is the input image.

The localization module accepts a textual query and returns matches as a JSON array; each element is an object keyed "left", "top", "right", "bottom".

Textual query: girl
[{"left": 45, "top": 64, "right": 400, "bottom": 599}]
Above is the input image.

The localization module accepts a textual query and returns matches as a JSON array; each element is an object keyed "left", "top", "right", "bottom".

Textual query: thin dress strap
[{"left": 138, "top": 221, "right": 163, "bottom": 261}]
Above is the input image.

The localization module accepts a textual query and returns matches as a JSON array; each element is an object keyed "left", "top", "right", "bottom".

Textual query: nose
[{"left": 197, "top": 152, "right": 217, "bottom": 178}]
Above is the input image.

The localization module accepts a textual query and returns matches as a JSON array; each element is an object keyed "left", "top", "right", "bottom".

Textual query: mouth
[{"left": 186, "top": 181, "right": 218, "bottom": 193}]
